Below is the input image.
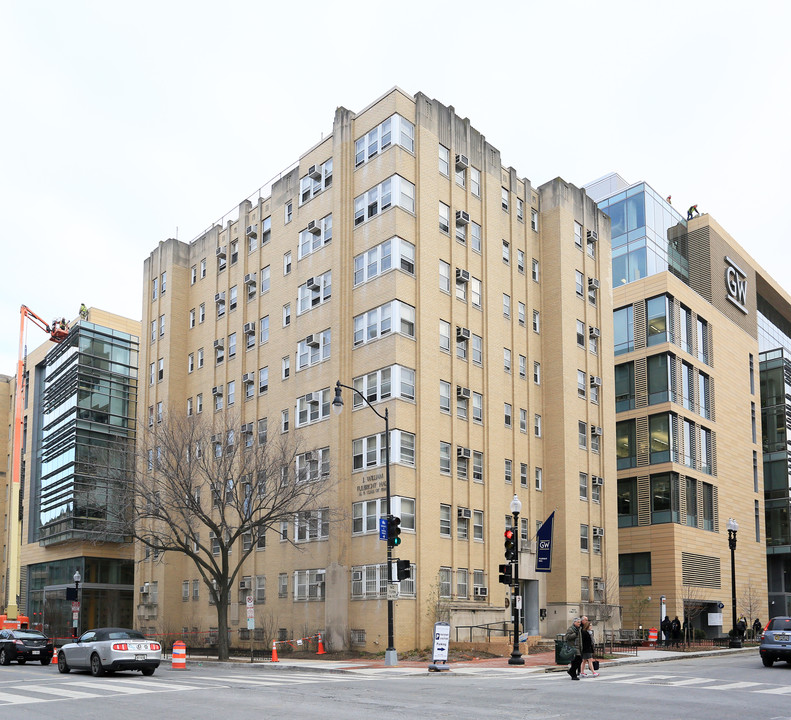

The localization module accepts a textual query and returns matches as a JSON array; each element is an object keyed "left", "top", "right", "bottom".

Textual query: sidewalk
[{"left": 168, "top": 645, "right": 759, "bottom": 676}]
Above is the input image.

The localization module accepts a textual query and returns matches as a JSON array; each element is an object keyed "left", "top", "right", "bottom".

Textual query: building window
[
  {"left": 470, "top": 167, "right": 481, "bottom": 196},
  {"left": 297, "top": 329, "right": 332, "bottom": 371},
  {"left": 354, "top": 175, "right": 415, "bottom": 226},
  {"left": 531, "top": 208, "right": 538, "bottom": 232},
  {"left": 501, "top": 187, "right": 509, "bottom": 212},
  {"left": 473, "top": 451, "right": 483, "bottom": 483},
  {"left": 533, "top": 362, "right": 541, "bottom": 384},
  {"left": 472, "top": 333, "right": 482, "bottom": 365},
  {"left": 580, "top": 472, "right": 588, "bottom": 500},
  {"left": 614, "top": 305, "right": 634, "bottom": 355},
  {"left": 519, "top": 355, "right": 526, "bottom": 379},
  {"left": 520, "top": 463, "right": 528, "bottom": 488},
  {"left": 189, "top": 309, "right": 195, "bottom": 328},
  {"left": 575, "top": 270, "right": 584, "bottom": 298},
  {"left": 352, "top": 430, "right": 416, "bottom": 470},
  {"left": 577, "top": 369, "right": 586, "bottom": 398},
  {"left": 651, "top": 473, "right": 680, "bottom": 524},
  {"left": 579, "top": 420, "right": 588, "bottom": 449},
  {"left": 516, "top": 198, "right": 524, "bottom": 222},
  {"left": 503, "top": 294, "right": 510, "bottom": 318},
  {"left": 504, "top": 459, "right": 512, "bottom": 485},
  {"left": 281, "top": 409, "right": 289, "bottom": 433},
  {"left": 619, "top": 552, "right": 651, "bottom": 586},
  {"left": 535, "top": 467, "right": 543, "bottom": 490},
  {"left": 353, "top": 301, "right": 415, "bottom": 346},
  {"left": 158, "top": 358, "right": 164, "bottom": 381},
  {"left": 519, "top": 408, "right": 527, "bottom": 433},
  {"left": 533, "top": 310, "right": 540, "bottom": 333},
  {"left": 470, "top": 221, "right": 481, "bottom": 252},
  {"left": 534, "top": 414, "right": 542, "bottom": 437},
  {"left": 473, "top": 511, "right": 483, "bottom": 540},
  {"left": 440, "top": 504, "right": 451, "bottom": 537},
  {"left": 504, "top": 403, "right": 512, "bottom": 428},
  {"left": 439, "top": 320, "right": 451, "bottom": 352},
  {"left": 580, "top": 525, "right": 589, "bottom": 552},
  {"left": 574, "top": 222, "right": 583, "bottom": 249},
  {"left": 260, "top": 265, "right": 271, "bottom": 293},
  {"left": 352, "top": 237, "right": 416, "bottom": 286},
  {"left": 439, "top": 380, "right": 451, "bottom": 413},
  {"left": 472, "top": 392, "right": 483, "bottom": 423},
  {"left": 439, "top": 201, "right": 450, "bottom": 234},
  {"left": 438, "top": 144, "right": 450, "bottom": 175},
  {"left": 502, "top": 240, "right": 510, "bottom": 264}
]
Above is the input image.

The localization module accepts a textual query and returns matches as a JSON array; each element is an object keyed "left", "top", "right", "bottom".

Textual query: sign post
[{"left": 246, "top": 596, "right": 255, "bottom": 662}]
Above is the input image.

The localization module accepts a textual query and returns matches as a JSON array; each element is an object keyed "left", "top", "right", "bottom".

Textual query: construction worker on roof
[
  {"left": 80, "top": 303, "right": 88, "bottom": 320},
  {"left": 666, "top": 195, "right": 672, "bottom": 204},
  {"left": 687, "top": 205, "right": 700, "bottom": 220}
]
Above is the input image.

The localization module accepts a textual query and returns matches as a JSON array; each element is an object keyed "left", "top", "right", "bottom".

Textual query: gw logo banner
[{"left": 725, "top": 256, "right": 748, "bottom": 314}]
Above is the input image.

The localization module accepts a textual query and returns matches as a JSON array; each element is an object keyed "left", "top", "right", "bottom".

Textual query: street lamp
[
  {"left": 727, "top": 518, "right": 741, "bottom": 648},
  {"left": 332, "top": 381, "right": 398, "bottom": 667},
  {"left": 508, "top": 494, "right": 525, "bottom": 666},
  {"left": 73, "top": 570, "right": 81, "bottom": 638}
]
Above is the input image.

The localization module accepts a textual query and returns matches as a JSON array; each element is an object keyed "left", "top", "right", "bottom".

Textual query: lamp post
[
  {"left": 73, "top": 570, "right": 81, "bottom": 638},
  {"left": 727, "top": 518, "right": 741, "bottom": 648},
  {"left": 508, "top": 494, "right": 525, "bottom": 665},
  {"left": 332, "top": 380, "right": 397, "bottom": 667}
]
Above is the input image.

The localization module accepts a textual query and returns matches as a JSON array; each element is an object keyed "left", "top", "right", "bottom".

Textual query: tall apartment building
[
  {"left": 587, "top": 173, "right": 776, "bottom": 635},
  {"left": 140, "top": 87, "right": 617, "bottom": 652},
  {"left": 1, "top": 374, "right": 12, "bottom": 604},
  {"left": 1, "top": 309, "right": 140, "bottom": 637}
]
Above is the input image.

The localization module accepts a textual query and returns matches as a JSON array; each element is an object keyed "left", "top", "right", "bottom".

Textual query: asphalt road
[{"left": 0, "top": 652, "right": 789, "bottom": 719}]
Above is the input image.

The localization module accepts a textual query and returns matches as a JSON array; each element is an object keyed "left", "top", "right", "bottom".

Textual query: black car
[
  {"left": 0, "top": 629, "right": 54, "bottom": 665},
  {"left": 760, "top": 616, "right": 791, "bottom": 667}
]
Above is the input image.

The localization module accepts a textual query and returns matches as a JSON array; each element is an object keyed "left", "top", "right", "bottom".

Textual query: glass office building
[
  {"left": 758, "top": 302, "right": 791, "bottom": 616},
  {"left": 586, "top": 173, "right": 689, "bottom": 286}
]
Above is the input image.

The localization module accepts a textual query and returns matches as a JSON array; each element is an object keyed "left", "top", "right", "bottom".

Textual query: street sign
[
  {"left": 379, "top": 517, "right": 388, "bottom": 540},
  {"left": 246, "top": 595, "right": 254, "bottom": 608},
  {"left": 386, "top": 584, "right": 399, "bottom": 600},
  {"left": 247, "top": 618, "right": 254, "bottom": 630},
  {"left": 246, "top": 607, "right": 255, "bottom": 619},
  {"left": 71, "top": 601, "right": 80, "bottom": 612}
]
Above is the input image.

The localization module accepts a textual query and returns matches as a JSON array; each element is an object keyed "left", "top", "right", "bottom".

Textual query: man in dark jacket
[
  {"left": 661, "top": 616, "right": 672, "bottom": 647},
  {"left": 670, "top": 616, "right": 682, "bottom": 647},
  {"left": 564, "top": 618, "right": 583, "bottom": 680}
]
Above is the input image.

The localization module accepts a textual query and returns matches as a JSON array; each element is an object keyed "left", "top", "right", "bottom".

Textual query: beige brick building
[{"left": 139, "top": 87, "right": 617, "bottom": 652}]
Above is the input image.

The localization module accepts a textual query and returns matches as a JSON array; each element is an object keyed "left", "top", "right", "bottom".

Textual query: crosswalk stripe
[
  {"left": 707, "top": 682, "right": 762, "bottom": 691},
  {"left": 613, "top": 675, "right": 676, "bottom": 683},
  {"left": 18, "top": 685, "right": 99, "bottom": 699},
  {"left": 0, "top": 691, "right": 44, "bottom": 705},
  {"left": 222, "top": 674, "right": 354, "bottom": 685},
  {"left": 664, "top": 678, "right": 712, "bottom": 686},
  {"left": 68, "top": 681, "right": 156, "bottom": 695},
  {"left": 755, "top": 687, "right": 791, "bottom": 695}
]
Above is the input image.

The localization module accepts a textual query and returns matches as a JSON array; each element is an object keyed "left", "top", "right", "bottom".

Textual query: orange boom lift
[{"left": 4, "top": 306, "right": 69, "bottom": 627}]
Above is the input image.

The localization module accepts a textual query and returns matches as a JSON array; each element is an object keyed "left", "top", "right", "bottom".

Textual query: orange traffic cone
[
  {"left": 317, "top": 633, "right": 326, "bottom": 655},
  {"left": 271, "top": 641, "right": 279, "bottom": 663}
]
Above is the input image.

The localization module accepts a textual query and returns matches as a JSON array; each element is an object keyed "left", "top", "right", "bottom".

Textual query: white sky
[{"left": 2, "top": 0, "right": 789, "bottom": 372}]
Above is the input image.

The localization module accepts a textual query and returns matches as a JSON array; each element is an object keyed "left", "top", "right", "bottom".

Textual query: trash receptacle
[{"left": 555, "top": 634, "right": 566, "bottom": 665}]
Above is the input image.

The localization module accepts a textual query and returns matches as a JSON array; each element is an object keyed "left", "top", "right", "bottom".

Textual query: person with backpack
[{"left": 661, "top": 616, "right": 672, "bottom": 647}]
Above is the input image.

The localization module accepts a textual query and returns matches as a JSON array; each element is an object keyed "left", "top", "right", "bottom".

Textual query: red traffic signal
[{"left": 504, "top": 528, "right": 516, "bottom": 561}]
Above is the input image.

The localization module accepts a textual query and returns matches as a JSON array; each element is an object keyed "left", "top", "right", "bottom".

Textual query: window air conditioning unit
[
  {"left": 215, "top": 245, "right": 227, "bottom": 258},
  {"left": 590, "top": 376, "right": 602, "bottom": 387},
  {"left": 211, "top": 434, "right": 220, "bottom": 443},
  {"left": 307, "top": 219, "right": 321, "bottom": 235},
  {"left": 455, "top": 210, "right": 470, "bottom": 226},
  {"left": 214, "top": 292, "right": 225, "bottom": 303},
  {"left": 456, "top": 326, "right": 471, "bottom": 340},
  {"left": 244, "top": 273, "right": 256, "bottom": 285},
  {"left": 591, "top": 425, "right": 603, "bottom": 436},
  {"left": 457, "top": 446, "right": 471, "bottom": 459},
  {"left": 594, "top": 580, "right": 605, "bottom": 591},
  {"left": 474, "top": 586, "right": 488, "bottom": 597},
  {"left": 303, "top": 450, "right": 314, "bottom": 461},
  {"left": 592, "top": 475, "right": 604, "bottom": 486},
  {"left": 457, "top": 507, "right": 472, "bottom": 519},
  {"left": 246, "top": 225, "right": 257, "bottom": 238},
  {"left": 239, "top": 578, "right": 251, "bottom": 590},
  {"left": 456, "top": 268, "right": 470, "bottom": 283},
  {"left": 586, "top": 229, "right": 598, "bottom": 242},
  {"left": 455, "top": 154, "right": 469, "bottom": 170},
  {"left": 242, "top": 372, "right": 255, "bottom": 383},
  {"left": 305, "top": 392, "right": 319, "bottom": 405},
  {"left": 589, "top": 326, "right": 601, "bottom": 338},
  {"left": 140, "top": 585, "right": 149, "bottom": 594},
  {"left": 593, "top": 527, "right": 604, "bottom": 537},
  {"left": 457, "top": 386, "right": 471, "bottom": 399},
  {"left": 243, "top": 322, "right": 256, "bottom": 335},
  {"left": 588, "top": 277, "right": 600, "bottom": 290},
  {"left": 241, "top": 423, "right": 253, "bottom": 434},
  {"left": 307, "top": 164, "right": 322, "bottom": 180},
  {"left": 212, "top": 386, "right": 223, "bottom": 396},
  {"left": 213, "top": 339, "right": 224, "bottom": 349},
  {"left": 306, "top": 277, "right": 320, "bottom": 290},
  {"left": 352, "top": 570, "right": 363, "bottom": 582},
  {"left": 305, "top": 334, "right": 320, "bottom": 347}
]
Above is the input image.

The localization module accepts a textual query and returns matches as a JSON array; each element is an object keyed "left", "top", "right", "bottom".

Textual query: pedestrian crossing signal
[{"left": 498, "top": 563, "right": 513, "bottom": 585}]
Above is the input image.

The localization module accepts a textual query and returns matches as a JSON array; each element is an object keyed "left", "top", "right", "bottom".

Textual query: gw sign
[{"left": 725, "top": 256, "right": 748, "bottom": 314}]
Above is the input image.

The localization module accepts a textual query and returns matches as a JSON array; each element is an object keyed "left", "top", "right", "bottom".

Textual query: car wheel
[
  {"left": 0, "top": 649, "right": 10, "bottom": 666},
  {"left": 17, "top": 658, "right": 26, "bottom": 665},
  {"left": 57, "top": 652, "right": 70, "bottom": 673},
  {"left": 141, "top": 667, "right": 155, "bottom": 676},
  {"left": 90, "top": 653, "right": 105, "bottom": 677},
  {"left": 762, "top": 656, "right": 774, "bottom": 667},
  {"left": 41, "top": 657, "right": 52, "bottom": 666}
]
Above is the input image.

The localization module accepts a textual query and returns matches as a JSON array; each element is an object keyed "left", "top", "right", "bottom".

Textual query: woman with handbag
[
  {"left": 580, "top": 619, "right": 598, "bottom": 677},
  {"left": 564, "top": 618, "right": 584, "bottom": 680}
]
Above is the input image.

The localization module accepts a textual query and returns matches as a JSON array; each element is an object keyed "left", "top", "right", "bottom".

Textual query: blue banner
[{"left": 535, "top": 511, "right": 555, "bottom": 572}]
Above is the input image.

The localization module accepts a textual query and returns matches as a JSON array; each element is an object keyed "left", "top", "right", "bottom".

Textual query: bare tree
[
  {"left": 739, "top": 580, "right": 763, "bottom": 638},
  {"left": 629, "top": 592, "right": 652, "bottom": 639},
  {"left": 587, "top": 567, "right": 621, "bottom": 646},
  {"left": 128, "top": 411, "right": 334, "bottom": 661},
  {"left": 679, "top": 584, "right": 708, "bottom": 644}
]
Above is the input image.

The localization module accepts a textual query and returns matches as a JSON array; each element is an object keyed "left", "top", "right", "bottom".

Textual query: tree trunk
[{"left": 216, "top": 593, "right": 230, "bottom": 661}]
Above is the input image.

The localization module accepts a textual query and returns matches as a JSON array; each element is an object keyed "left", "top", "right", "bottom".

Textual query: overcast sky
[{"left": 2, "top": 0, "right": 789, "bottom": 373}]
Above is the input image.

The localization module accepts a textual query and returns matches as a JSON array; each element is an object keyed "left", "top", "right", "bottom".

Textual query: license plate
[
  {"left": 135, "top": 654, "right": 146, "bottom": 661},
  {"left": 31, "top": 650, "right": 39, "bottom": 655},
  {"left": 775, "top": 633, "right": 789, "bottom": 641}
]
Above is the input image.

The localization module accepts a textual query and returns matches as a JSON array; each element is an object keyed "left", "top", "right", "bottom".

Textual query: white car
[{"left": 58, "top": 627, "right": 161, "bottom": 676}]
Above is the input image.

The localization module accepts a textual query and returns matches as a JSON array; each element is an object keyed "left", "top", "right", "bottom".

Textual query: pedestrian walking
[
  {"left": 564, "top": 618, "right": 583, "bottom": 680},
  {"left": 737, "top": 616, "right": 747, "bottom": 641},
  {"left": 753, "top": 618, "right": 763, "bottom": 639},
  {"left": 661, "top": 615, "right": 672, "bottom": 647},
  {"left": 580, "top": 618, "right": 598, "bottom": 677},
  {"left": 671, "top": 616, "right": 682, "bottom": 648}
]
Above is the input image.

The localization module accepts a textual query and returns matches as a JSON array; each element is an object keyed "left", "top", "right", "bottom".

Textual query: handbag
[
  {"left": 558, "top": 641, "right": 576, "bottom": 664},
  {"left": 593, "top": 660, "right": 600, "bottom": 671}
]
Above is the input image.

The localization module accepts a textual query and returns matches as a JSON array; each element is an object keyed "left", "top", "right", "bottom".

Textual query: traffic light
[
  {"left": 504, "top": 528, "right": 516, "bottom": 561},
  {"left": 396, "top": 559, "right": 411, "bottom": 581},
  {"left": 498, "top": 563, "right": 513, "bottom": 585},
  {"left": 387, "top": 516, "right": 402, "bottom": 547}
]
